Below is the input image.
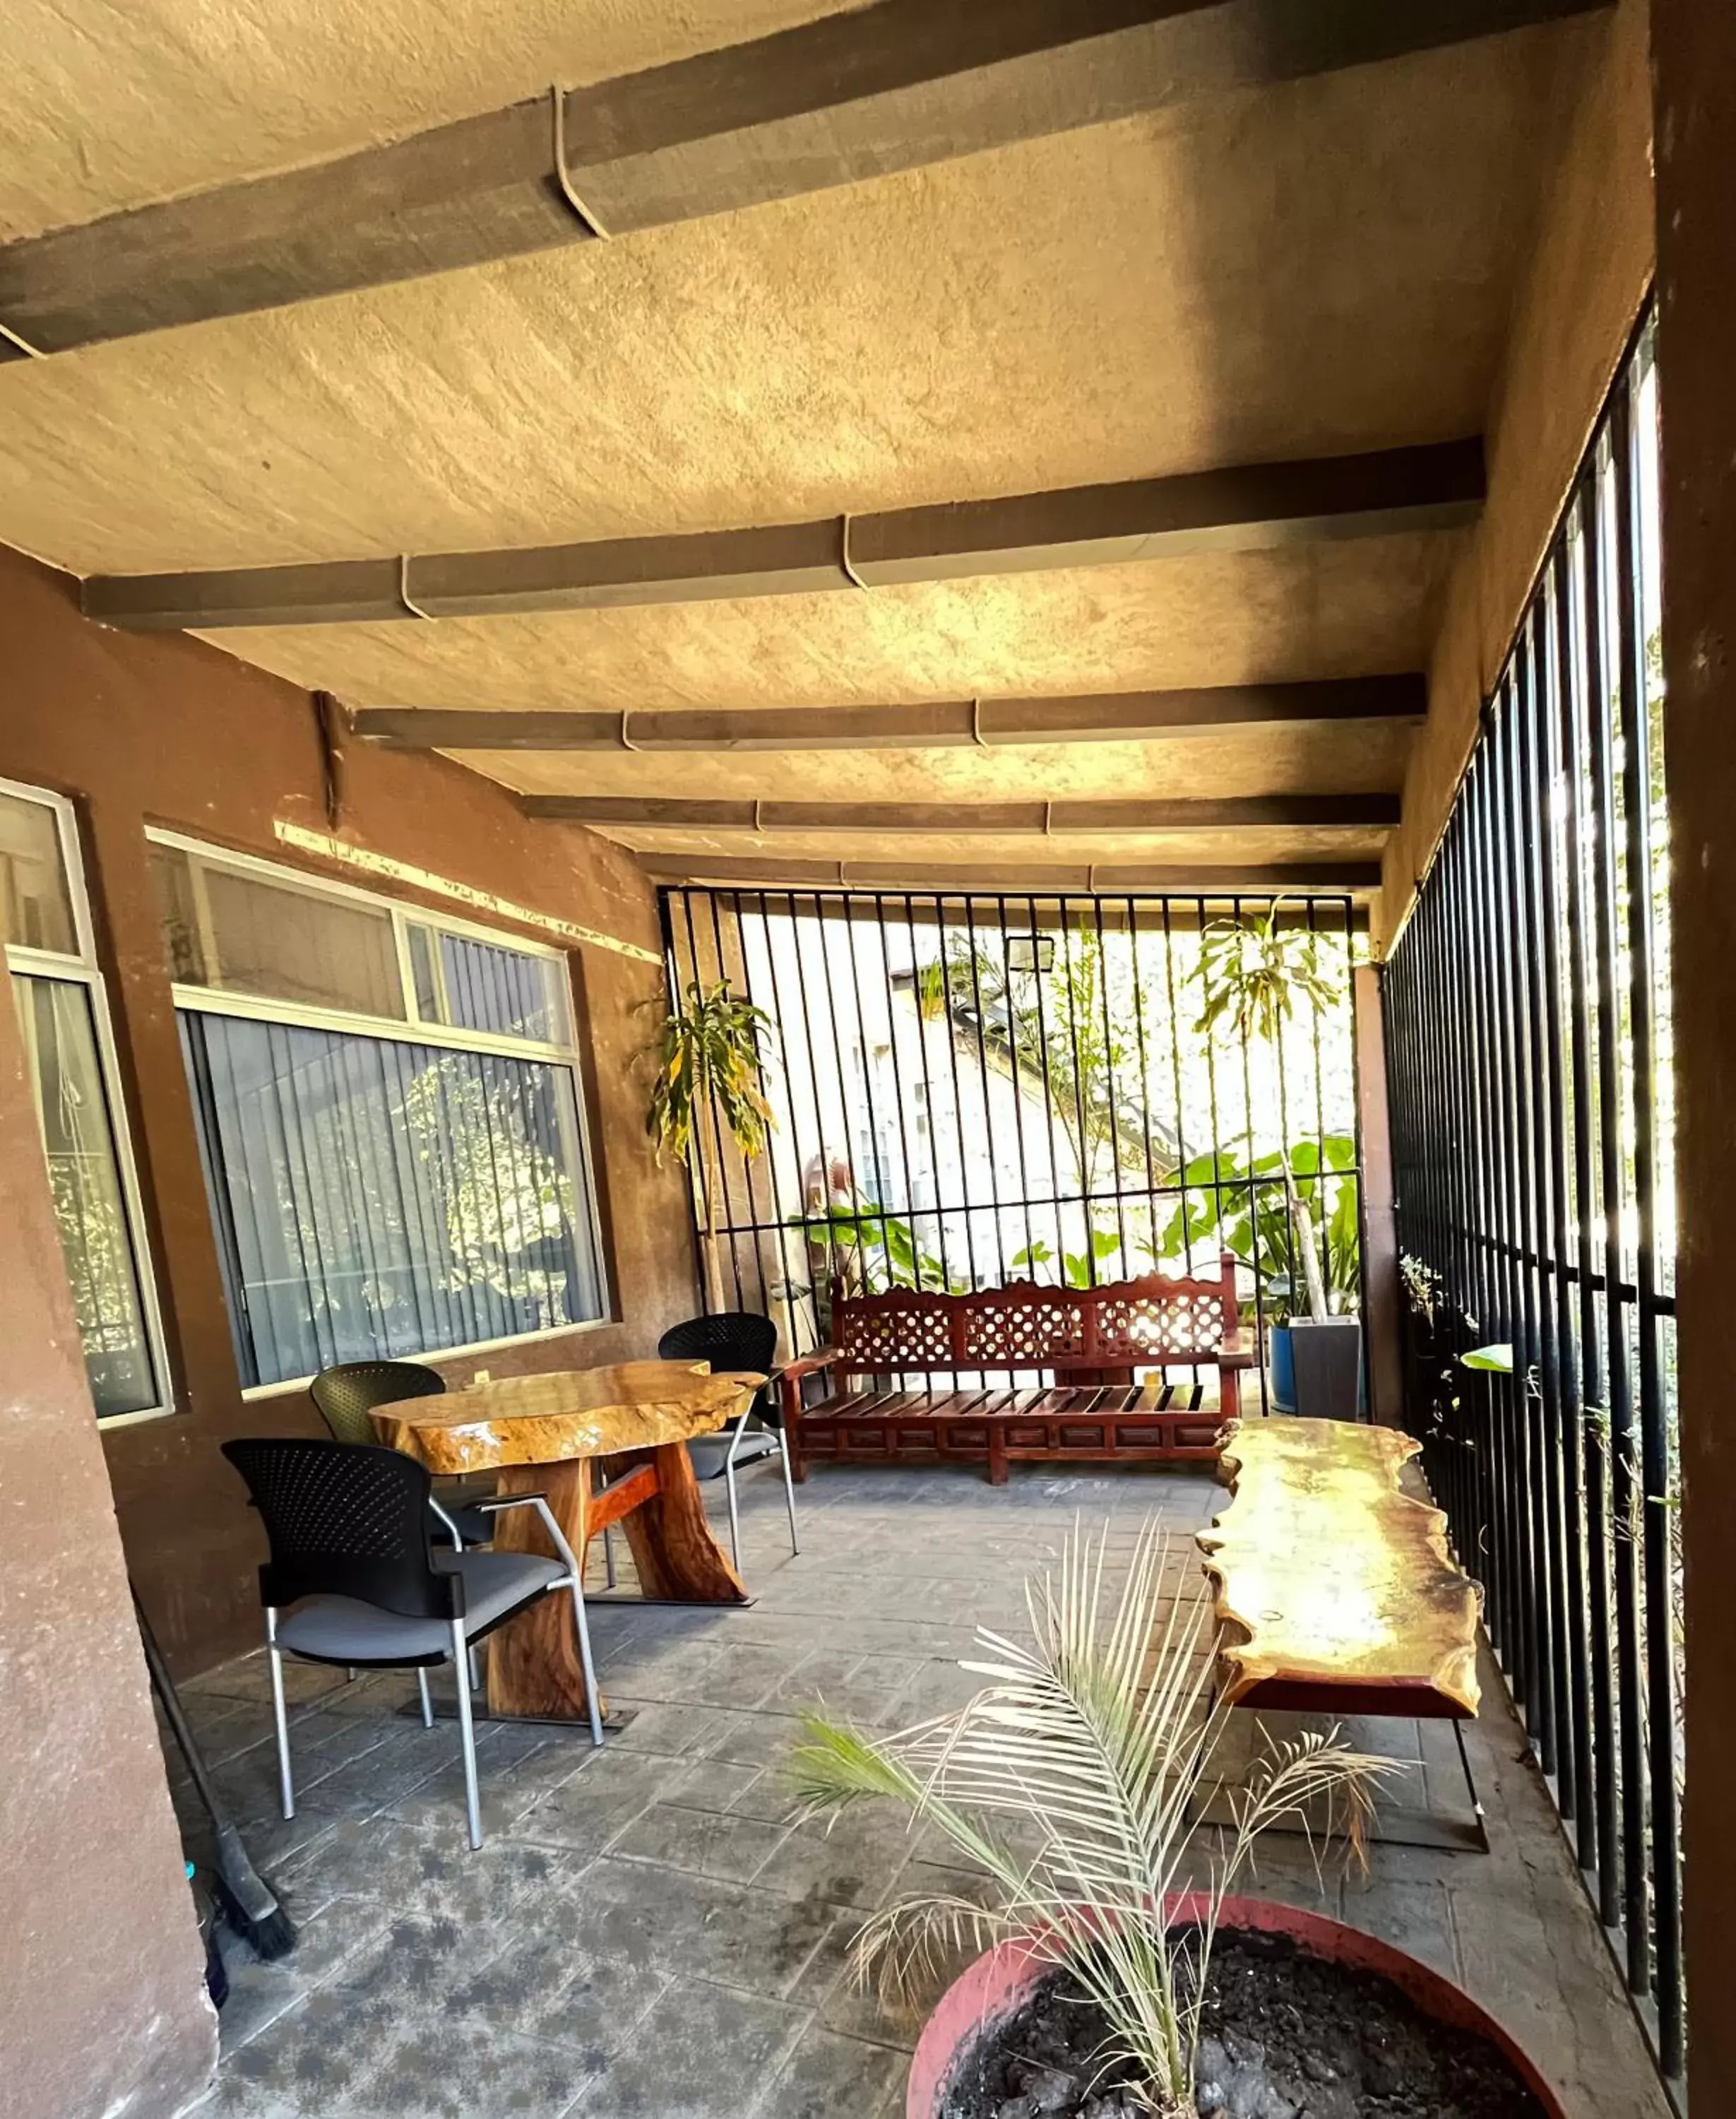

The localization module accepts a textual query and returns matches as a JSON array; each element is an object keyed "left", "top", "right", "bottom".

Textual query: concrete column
[
  {"left": 0, "top": 975, "right": 215, "bottom": 2110},
  {"left": 1652, "top": 1, "right": 1735, "bottom": 2104}
]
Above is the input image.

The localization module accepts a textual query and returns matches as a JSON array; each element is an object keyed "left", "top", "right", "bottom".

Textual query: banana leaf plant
[
  {"left": 787, "top": 1199, "right": 961, "bottom": 1297},
  {"left": 1196, "top": 907, "right": 1342, "bottom": 1323},
  {"left": 643, "top": 978, "right": 775, "bottom": 1312},
  {"left": 1011, "top": 1223, "right": 1125, "bottom": 1290},
  {"left": 1151, "top": 1137, "right": 1360, "bottom": 1323}
]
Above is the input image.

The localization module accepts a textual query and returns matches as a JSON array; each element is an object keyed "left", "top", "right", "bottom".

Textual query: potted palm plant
[
  {"left": 643, "top": 978, "right": 775, "bottom": 1313},
  {"left": 791, "top": 1519, "right": 1564, "bottom": 2119},
  {"left": 1197, "top": 907, "right": 1362, "bottom": 1419}
]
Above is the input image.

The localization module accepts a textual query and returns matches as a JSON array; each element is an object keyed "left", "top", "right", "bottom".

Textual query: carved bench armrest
[
  {"left": 779, "top": 1348, "right": 840, "bottom": 1382},
  {"left": 776, "top": 1349, "right": 840, "bottom": 1420}
]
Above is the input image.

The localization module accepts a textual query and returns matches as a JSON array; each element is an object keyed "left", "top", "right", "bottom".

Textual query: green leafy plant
[
  {"left": 1400, "top": 1254, "right": 1442, "bottom": 1328},
  {"left": 643, "top": 978, "right": 775, "bottom": 1310},
  {"left": 1011, "top": 1221, "right": 1124, "bottom": 1289},
  {"left": 790, "top": 1518, "right": 1388, "bottom": 2116},
  {"left": 787, "top": 1199, "right": 960, "bottom": 1295},
  {"left": 1196, "top": 907, "right": 1342, "bottom": 1324},
  {"left": 1153, "top": 1137, "right": 1359, "bottom": 1323},
  {"left": 1459, "top": 1344, "right": 1514, "bottom": 1374}
]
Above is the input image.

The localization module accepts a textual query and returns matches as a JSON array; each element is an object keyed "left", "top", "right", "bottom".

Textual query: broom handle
[{"left": 131, "top": 1581, "right": 230, "bottom": 1827}]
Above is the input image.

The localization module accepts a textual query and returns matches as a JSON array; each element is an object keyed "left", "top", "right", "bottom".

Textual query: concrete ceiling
[{"left": 0, "top": 1, "right": 1607, "bottom": 890}]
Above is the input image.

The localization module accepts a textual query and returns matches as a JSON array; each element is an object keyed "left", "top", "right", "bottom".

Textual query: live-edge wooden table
[{"left": 371, "top": 1359, "right": 762, "bottom": 1725}]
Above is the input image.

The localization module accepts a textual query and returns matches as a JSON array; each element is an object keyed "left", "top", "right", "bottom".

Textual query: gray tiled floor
[{"left": 169, "top": 1461, "right": 1669, "bottom": 2119}]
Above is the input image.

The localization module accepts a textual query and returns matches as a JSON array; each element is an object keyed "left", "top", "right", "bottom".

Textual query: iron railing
[
  {"left": 1384, "top": 311, "right": 1680, "bottom": 2089},
  {"left": 662, "top": 888, "right": 1365, "bottom": 1406}
]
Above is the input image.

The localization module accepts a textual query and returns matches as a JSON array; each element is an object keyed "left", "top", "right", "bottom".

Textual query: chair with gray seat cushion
[
  {"left": 222, "top": 1437, "right": 602, "bottom": 1848},
  {"left": 658, "top": 1312, "right": 797, "bottom": 1571},
  {"left": 309, "top": 1360, "right": 496, "bottom": 1545}
]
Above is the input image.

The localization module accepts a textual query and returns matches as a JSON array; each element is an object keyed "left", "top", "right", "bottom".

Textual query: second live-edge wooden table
[{"left": 371, "top": 1359, "right": 763, "bottom": 1726}]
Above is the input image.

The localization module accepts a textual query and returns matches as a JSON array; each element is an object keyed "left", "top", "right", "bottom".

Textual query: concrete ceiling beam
[
  {"left": 522, "top": 793, "right": 1401, "bottom": 831},
  {"left": 633, "top": 854, "right": 1382, "bottom": 891},
  {"left": 0, "top": 0, "right": 1610, "bottom": 362},
  {"left": 350, "top": 677, "right": 1427, "bottom": 752},
  {"left": 80, "top": 445, "right": 1482, "bottom": 631}
]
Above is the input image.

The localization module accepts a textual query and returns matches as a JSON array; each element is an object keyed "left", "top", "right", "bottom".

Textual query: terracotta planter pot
[{"left": 906, "top": 1894, "right": 1568, "bottom": 2119}]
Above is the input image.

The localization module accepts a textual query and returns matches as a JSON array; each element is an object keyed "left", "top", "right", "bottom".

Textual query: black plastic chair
[
  {"left": 222, "top": 1437, "right": 602, "bottom": 1848},
  {"left": 309, "top": 1360, "right": 494, "bottom": 1545},
  {"left": 658, "top": 1312, "right": 797, "bottom": 1569}
]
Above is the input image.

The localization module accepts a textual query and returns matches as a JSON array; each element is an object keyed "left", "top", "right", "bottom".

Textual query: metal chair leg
[
  {"left": 566, "top": 1577, "right": 605, "bottom": 1750},
  {"left": 266, "top": 1609, "right": 295, "bottom": 1820},
  {"left": 724, "top": 1457, "right": 742, "bottom": 1573},
  {"left": 468, "top": 1648, "right": 481, "bottom": 1694},
  {"left": 778, "top": 1432, "right": 800, "bottom": 1556},
  {"left": 417, "top": 1666, "right": 435, "bottom": 1728},
  {"left": 482, "top": 1493, "right": 606, "bottom": 1752},
  {"left": 451, "top": 1620, "right": 483, "bottom": 1850},
  {"left": 602, "top": 1524, "right": 617, "bottom": 1590}
]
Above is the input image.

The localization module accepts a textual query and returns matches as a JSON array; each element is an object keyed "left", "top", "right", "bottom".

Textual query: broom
[{"left": 132, "top": 1584, "right": 297, "bottom": 1961}]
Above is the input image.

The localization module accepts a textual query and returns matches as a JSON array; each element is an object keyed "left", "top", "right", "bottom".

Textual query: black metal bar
[
  {"left": 931, "top": 891, "right": 982, "bottom": 1294},
  {"left": 783, "top": 891, "right": 843, "bottom": 1295},
  {"left": 706, "top": 888, "right": 768, "bottom": 1314},
  {"left": 1565, "top": 485, "right": 1622, "bottom": 1925},
  {"left": 1468, "top": 739, "right": 1519, "bottom": 1685},
  {"left": 898, "top": 892, "right": 951, "bottom": 1290},
  {"left": 1540, "top": 549, "right": 1593, "bottom": 1851},
  {"left": 745, "top": 890, "right": 809, "bottom": 1350},
  {"left": 1586, "top": 431, "right": 1650, "bottom": 1995},
  {"left": 1024, "top": 894, "right": 1068, "bottom": 1271},
  {"left": 869, "top": 894, "right": 924, "bottom": 1290},
  {"left": 1090, "top": 894, "right": 1131, "bottom": 1276},
  {"left": 1612, "top": 371, "right": 1682, "bottom": 2066},
  {"left": 1516, "top": 610, "right": 1570, "bottom": 1782},
  {"left": 1126, "top": 896, "right": 1163, "bottom": 1277},
  {"left": 987, "top": 894, "right": 1040, "bottom": 1276}
]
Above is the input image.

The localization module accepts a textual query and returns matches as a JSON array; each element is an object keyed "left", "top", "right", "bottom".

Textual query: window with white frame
[
  {"left": 147, "top": 833, "right": 607, "bottom": 1391},
  {"left": 1, "top": 778, "right": 169, "bottom": 1420}
]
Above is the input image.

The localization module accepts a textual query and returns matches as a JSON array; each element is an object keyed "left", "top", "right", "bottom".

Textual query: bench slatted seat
[{"left": 779, "top": 1252, "right": 1251, "bottom": 1484}]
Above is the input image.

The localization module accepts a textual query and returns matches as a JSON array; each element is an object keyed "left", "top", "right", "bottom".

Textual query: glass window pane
[
  {"left": 0, "top": 790, "right": 77, "bottom": 955},
  {"left": 180, "top": 1012, "right": 602, "bottom": 1387},
  {"left": 11, "top": 974, "right": 159, "bottom": 1417},
  {"left": 147, "top": 843, "right": 207, "bottom": 983},
  {"left": 191, "top": 864, "right": 405, "bottom": 1019},
  {"left": 406, "top": 922, "right": 441, "bottom": 1021},
  {"left": 412, "top": 925, "right": 567, "bottom": 1044}
]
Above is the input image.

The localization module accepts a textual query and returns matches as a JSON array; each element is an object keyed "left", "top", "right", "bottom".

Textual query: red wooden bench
[{"left": 777, "top": 1252, "right": 1252, "bottom": 1484}]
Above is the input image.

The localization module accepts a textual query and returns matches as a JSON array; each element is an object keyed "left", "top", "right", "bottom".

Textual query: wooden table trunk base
[
  {"left": 484, "top": 1444, "right": 748, "bottom": 1723},
  {"left": 372, "top": 1360, "right": 759, "bottom": 1728}
]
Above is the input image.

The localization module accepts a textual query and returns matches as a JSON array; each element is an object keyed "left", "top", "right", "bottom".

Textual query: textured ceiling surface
[
  {"left": 0, "top": 0, "right": 854, "bottom": 237},
  {"left": 0, "top": 4, "right": 1606, "bottom": 883}
]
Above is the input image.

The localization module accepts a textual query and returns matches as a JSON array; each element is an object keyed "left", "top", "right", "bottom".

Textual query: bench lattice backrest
[{"left": 831, "top": 1254, "right": 1239, "bottom": 1377}]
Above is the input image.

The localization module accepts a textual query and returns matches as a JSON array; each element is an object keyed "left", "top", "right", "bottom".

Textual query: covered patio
[
  {"left": 177, "top": 1467, "right": 1665, "bottom": 2119},
  {"left": 1, "top": 1, "right": 1732, "bottom": 2116}
]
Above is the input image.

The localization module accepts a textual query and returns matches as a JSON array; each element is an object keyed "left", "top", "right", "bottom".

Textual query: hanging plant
[{"left": 643, "top": 979, "right": 775, "bottom": 1310}]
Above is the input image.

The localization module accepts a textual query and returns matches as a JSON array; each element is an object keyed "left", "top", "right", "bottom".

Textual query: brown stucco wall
[
  {"left": 1379, "top": 0, "right": 1653, "bottom": 942},
  {"left": 0, "top": 920, "right": 218, "bottom": 2117},
  {"left": 0, "top": 541, "right": 697, "bottom": 1676},
  {"left": 1653, "top": 0, "right": 1736, "bottom": 2102}
]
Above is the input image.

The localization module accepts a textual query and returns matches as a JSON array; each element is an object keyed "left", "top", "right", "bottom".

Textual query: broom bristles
[{"left": 210, "top": 1822, "right": 297, "bottom": 1962}]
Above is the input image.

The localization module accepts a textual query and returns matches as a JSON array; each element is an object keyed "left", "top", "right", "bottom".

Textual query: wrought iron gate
[
  {"left": 660, "top": 887, "right": 1365, "bottom": 1412},
  {"left": 1384, "top": 311, "right": 1682, "bottom": 2088}
]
